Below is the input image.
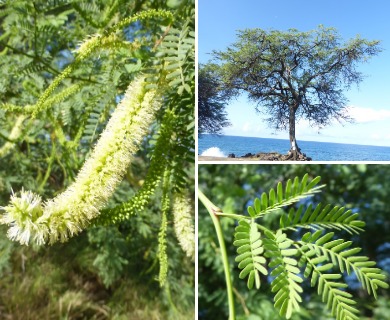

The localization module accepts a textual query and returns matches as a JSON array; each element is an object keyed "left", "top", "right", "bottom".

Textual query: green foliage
[
  {"left": 199, "top": 170, "right": 389, "bottom": 320},
  {"left": 263, "top": 230, "right": 303, "bottom": 319},
  {"left": 0, "top": 228, "right": 13, "bottom": 274},
  {"left": 298, "top": 231, "right": 388, "bottom": 300},
  {"left": 88, "top": 226, "right": 129, "bottom": 288},
  {"left": 198, "top": 63, "right": 232, "bottom": 134},
  {"left": 279, "top": 203, "right": 365, "bottom": 235},
  {"left": 0, "top": 0, "right": 194, "bottom": 317},
  {"left": 246, "top": 174, "right": 324, "bottom": 217},
  {"left": 234, "top": 220, "right": 268, "bottom": 290}
]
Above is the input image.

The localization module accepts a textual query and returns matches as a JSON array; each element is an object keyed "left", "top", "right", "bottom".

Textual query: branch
[
  {"left": 198, "top": 189, "right": 236, "bottom": 320},
  {"left": 1, "top": 42, "right": 100, "bottom": 84}
]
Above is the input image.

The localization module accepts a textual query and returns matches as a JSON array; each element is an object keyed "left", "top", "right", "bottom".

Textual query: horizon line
[{"left": 199, "top": 133, "right": 390, "bottom": 149}]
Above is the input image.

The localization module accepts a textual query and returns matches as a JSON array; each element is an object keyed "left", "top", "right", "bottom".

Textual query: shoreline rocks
[{"left": 240, "top": 151, "right": 312, "bottom": 161}]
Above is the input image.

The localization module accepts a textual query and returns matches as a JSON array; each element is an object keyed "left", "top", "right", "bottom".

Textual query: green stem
[
  {"left": 216, "top": 212, "right": 250, "bottom": 221},
  {"left": 215, "top": 212, "right": 271, "bottom": 233},
  {"left": 38, "top": 141, "right": 56, "bottom": 192},
  {"left": 198, "top": 189, "right": 236, "bottom": 320}
]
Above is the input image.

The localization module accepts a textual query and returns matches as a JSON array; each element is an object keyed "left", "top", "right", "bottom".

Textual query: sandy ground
[{"left": 199, "top": 156, "right": 249, "bottom": 161}]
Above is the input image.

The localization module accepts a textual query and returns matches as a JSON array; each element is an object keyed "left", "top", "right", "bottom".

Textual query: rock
[
  {"left": 238, "top": 151, "right": 312, "bottom": 161},
  {"left": 242, "top": 153, "right": 253, "bottom": 158}
]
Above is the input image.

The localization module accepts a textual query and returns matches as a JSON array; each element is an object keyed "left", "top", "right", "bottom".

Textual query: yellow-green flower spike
[
  {"left": 158, "top": 170, "right": 171, "bottom": 287},
  {"left": 0, "top": 76, "right": 161, "bottom": 245},
  {"left": 33, "top": 9, "right": 173, "bottom": 117},
  {"left": 0, "top": 115, "right": 26, "bottom": 158},
  {"left": 172, "top": 192, "right": 195, "bottom": 260}
]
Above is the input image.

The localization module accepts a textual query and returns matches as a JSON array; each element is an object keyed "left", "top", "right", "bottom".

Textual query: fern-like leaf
[
  {"left": 297, "top": 242, "right": 360, "bottom": 320},
  {"left": 247, "top": 174, "right": 324, "bottom": 218},
  {"left": 94, "top": 108, "right": 176, "bottom": 225},
  {"left": 299, "top": 230, "right": 389, "bottom": 299},
  {"left": 279, "top": 203, "right": 366, "bottom": 234},
  {"left": 219, "top": 173, "right": 389, "bottom": 319},
  {"left": 263, "top": 230, "right": 303, "bottom": 319},
  {"left": 233, "top": 219, "right": 268, "bottom": 289}
]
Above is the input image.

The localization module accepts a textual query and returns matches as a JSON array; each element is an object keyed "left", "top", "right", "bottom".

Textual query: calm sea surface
[{"left": 198, "top": 135, "right": 390, "bottom": 161}]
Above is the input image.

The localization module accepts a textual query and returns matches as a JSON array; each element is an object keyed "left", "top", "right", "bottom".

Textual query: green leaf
[
  {"left": 233, "top": 220, "right": 267, "bottom": 290},
  {"left": 299, "top": 173, "right": 309, "bottom": 193},
  {"left": 292, "top": 176, "right": 299, "bottom": 195},
  {"left": 283, "top": 257, "right": 298, "bottom": 265},
  {"left": 235, "top": 251, "right": 252, "bottom": 262},
  {"left": 261, "top": 192, "right": 268, "bottom": 210},
  {"left": 277, "top": 181, "right": 283, "bottom": 202},
  {"left": 247, "top": 206, "right": 256, "bottom": 217},
  {"left": 285, "top": 179, "right": 292, "bottom": 199},
  {"left": 323, "top": 239, "right": 344, "bottom": 249},
  {"left": 254, "top": 262, "right": 268, "bottom": 275},
  {"left": 281, "top": 249, "right": 298, "bottom": 256},
  {"left": 239, "top": 263, "right": 254, "bottom": 279},
  {"left": 264, "top": 230, "right": 302, "bottom": 318},
  {"left": 285, "top": 264, "right": 300, "bottom": 274},
  {"left": 238, "top": 257, "right": 253, "bottom": 269},
  {"left": 301, "top": 232, "right": 312, "bottom": 242},
  {"left": 315, "top": 232, "right": 335, "bottom": 246},
  {"left": 253, "top": 256, "right": 267, "bottom": 264},
  {"left": 254, "top": 198, "right": 261, "bottom": 213},
  {"left": 251, "top": 239, "right": 263, "bottom": 250},
  {"left": 233, "top": 239, "right": 251, "bottom": 246},
  {"left": 269, "top": 188, "right": 276, "bottom": 206},
  {"left": 306, "top": 176, "right": 321, "bottom": 190},
  {"left": 300, "top": 204, "right": 312, "bottom": 223},
  {"left": 316, "top": 263, "right": 334, "bottom": 273},
  {"left": 237, "top": 244, "right": 252, "bottom": 254},
  {"left": 247, "top": 270, "right": 255, "bottom": 289},
  {"left": 278, "top": 240, "right": 293, "bottom": 250}
]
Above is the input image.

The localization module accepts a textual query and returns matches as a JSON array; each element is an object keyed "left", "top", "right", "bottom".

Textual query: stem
[
  {"left": 216, "top": 212, "right": 251, "bottom": 221},
  {"left": 198, "top": 189, "right": 236, "bottom": 320},
  {"left": 215, "top": 212, "right": 271, "bottom": 233},
  {"left": 37, "top": 141, "right": 56, "bottom": 192}
]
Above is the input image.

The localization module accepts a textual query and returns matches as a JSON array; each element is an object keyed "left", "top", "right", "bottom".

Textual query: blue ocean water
[{"left": 198, "top": 135, "right": 390, "bottom": 161}]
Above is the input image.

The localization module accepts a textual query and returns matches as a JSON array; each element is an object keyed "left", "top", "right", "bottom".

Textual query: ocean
[{"left": 198, "top": 135, "right": 390, "bottom": 161}]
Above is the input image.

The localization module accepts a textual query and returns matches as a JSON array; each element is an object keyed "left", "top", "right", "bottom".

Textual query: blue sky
[{"left": 198, "top": 0, "right": 390, "bottom": 146}]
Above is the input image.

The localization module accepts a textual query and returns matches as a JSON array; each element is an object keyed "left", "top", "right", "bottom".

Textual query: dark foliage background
[{"left": 198, "top": 63, "right": 231, "bottom": 134}]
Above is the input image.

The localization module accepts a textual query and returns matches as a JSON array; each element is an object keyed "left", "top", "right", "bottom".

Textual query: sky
[{"left": 198, "top": 0, "right": 390, "bottom": 147}]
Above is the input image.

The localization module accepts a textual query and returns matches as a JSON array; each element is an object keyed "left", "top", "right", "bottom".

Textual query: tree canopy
[
  {"left": 198, "top": 63, "right": 231, "bottom": 134},
  {"left": 213, "top": 25, "right": 381, "bottom": 159}
]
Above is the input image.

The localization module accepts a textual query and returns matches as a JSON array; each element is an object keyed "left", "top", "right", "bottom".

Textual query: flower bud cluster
[
  {"left": 172, "top": 192, "right": 195, "bottom": 260},
  {"left": 1, "top": 77, "right": 161, "bottom": 245}
]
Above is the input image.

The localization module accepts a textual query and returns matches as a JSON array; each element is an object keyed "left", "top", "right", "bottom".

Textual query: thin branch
[
  {"left": 198, "top": 189, "right": 236, "bottom": 320},
  {"left": 1, "top": 42, "right": 100, "bottom": 84}
]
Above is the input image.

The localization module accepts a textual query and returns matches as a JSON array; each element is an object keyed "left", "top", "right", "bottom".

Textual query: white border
[{"left": 194, "top": 0, "right": 199, "bottom": 318}]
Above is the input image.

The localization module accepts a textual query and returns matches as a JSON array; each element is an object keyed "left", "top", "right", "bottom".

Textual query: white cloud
[
  {"left": 242, "top": 122, "right": 252, "bottom": 132},
  {"left": 348, "top": 106, "right": 390, "bottom": 123},
  {"left": 370, "top": 133, "right": 381, "bottom": 140},
  {"left": 222, "top": 102, "right": 390, "bottom": 146}
]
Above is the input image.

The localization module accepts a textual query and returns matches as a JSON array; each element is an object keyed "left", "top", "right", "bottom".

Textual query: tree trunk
[{"left": 287, "top": 107, "right": 302, "bottom": 160}]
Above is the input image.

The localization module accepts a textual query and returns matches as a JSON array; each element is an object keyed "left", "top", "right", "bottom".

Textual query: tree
[
  {"left": 0, "top": 0, "right": 194, "bottom": 318},
  {"left": 198, "top": 63, "right": 231, "bottom": 134},
  {"left": 213, "top": 26, "right": 381, "bottom": 159}
]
